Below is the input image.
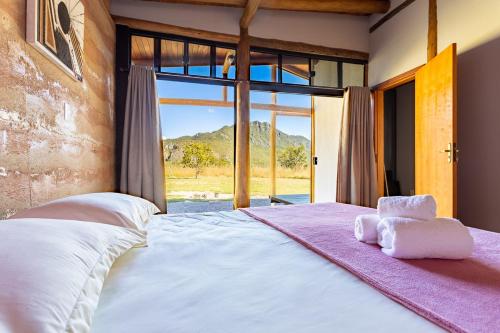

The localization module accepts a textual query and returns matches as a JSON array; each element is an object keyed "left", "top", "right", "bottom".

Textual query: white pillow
[
  {"left": 0, "top": 218, "right": 146, "bottom": 333},
  {"left": 10, "top": 192, "right": 160, "bottom": 230}
]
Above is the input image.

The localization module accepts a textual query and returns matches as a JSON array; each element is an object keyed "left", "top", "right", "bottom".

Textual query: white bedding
[{"left": 92, "top": 211, "right": 443, "bottom": 333}]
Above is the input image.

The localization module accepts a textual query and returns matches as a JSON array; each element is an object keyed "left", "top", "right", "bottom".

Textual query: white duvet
[{"left": 92, "top": 211, "right": 443, "bottom": 333}]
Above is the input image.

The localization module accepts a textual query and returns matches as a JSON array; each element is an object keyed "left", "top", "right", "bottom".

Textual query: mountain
[{"left": 163, "top": 121, "right": 310, "bottom": 167}]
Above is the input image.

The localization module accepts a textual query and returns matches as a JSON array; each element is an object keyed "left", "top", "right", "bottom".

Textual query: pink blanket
[{"left": 241, "top": 203, "right": 500, "bottom": 333}]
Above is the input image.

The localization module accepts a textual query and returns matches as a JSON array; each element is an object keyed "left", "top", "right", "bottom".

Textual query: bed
[
  {"left": 4, "top": 193, "right": 498, "bottom": 333},
  {"left": 91, "top": 210, "right": 443, "bottom": 333}
]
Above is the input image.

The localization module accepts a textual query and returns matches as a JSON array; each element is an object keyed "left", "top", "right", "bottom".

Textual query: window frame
[
  {"left": 128, "top": 28, "right": 238, "bottom": 86},
  {"left": 249, "top": 46, "right": 367, "bottom": 90},
  {"left": 124, "top": 28, "right": 367, "bottom": 97}
]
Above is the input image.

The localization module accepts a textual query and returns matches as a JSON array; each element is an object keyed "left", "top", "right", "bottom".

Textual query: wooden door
[{"left": 415, "top": 44, "right": 457, "bottom": 217}]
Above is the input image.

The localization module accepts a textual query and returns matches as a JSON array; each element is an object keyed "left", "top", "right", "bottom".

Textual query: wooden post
[
  {"left": 234, "top": 27, "right": 251, "bottom": 208},
  {"left": 427, "top": 0, "right": 437, "bottom": 61}
]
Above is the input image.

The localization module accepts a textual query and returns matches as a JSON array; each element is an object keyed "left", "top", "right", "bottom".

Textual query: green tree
[
  {"left": 181, "top": 142, "right": 216, "bottom": 179},
  {"left": 278, "top": 145, "right": 308, "bottom": 170}
]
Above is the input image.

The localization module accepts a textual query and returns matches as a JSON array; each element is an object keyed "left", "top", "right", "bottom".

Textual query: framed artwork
[{"left": 26, "top": 0, "right": 84, "bottom": 81}]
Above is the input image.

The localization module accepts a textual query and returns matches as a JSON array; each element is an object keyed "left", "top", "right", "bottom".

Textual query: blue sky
[{"left": 158, "top": 66, "right": 311, "bottom": 139}]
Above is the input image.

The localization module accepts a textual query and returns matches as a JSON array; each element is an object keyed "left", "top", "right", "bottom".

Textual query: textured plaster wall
[{"left": 0, "top": 0, "right": 116, "bottom": 218}]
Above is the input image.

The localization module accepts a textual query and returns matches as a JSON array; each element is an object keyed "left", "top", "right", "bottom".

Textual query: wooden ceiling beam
[
  {"left": 240, "top": 0, "right": 261, "bottom": 29},
  {"left": 143, "top": 0, "right": 390, "bottom": 14},
  {"left": 113, "top": 15, "right": 239, "bottom": 44},
  {"left": 249, "top": 36, "right": 368, "bottom": 61}
]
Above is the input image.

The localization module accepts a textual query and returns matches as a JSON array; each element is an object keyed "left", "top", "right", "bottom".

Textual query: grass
[{"left": 165, "top": 164, "right": 310, "bottom": 199}]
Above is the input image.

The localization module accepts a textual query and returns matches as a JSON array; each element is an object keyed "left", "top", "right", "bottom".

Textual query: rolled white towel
[
  {"left": 377, "top": 195, "right": 437, "bottom": 220},
  {"left": 377, "top": 217, "right": 474, "bottom": 259},
  {"left": 354, "top": 214, "right": 381, "bottom": 244}
]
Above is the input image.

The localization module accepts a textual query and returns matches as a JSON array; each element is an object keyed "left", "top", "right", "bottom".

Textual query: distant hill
[{"left": 163, "top": 121, "right": 310, "bottom": 167}]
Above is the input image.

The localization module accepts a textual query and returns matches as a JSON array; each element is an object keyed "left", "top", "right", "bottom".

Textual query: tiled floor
[{"left": 167, "top": 198, "right": 272, "bottom": 214}]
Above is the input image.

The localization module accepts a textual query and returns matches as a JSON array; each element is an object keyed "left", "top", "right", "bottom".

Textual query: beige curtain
[
  {"left": 120, "top": 66, "right": 166, "bottom": 212},
  {"left": 336, "top": 86, "right": 378, "bottom": 207}
]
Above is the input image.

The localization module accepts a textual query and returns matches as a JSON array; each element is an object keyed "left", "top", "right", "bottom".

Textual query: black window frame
[
  {"left": 123, "top": 27, "right": 366, "bottom": 97},
  {"left": 249, "top": 46, "right": 367, "bottom": 91},
  {"left": 128, "top": 28, "right": 238, "bottom": 87}
]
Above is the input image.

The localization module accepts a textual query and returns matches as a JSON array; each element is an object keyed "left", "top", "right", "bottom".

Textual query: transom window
[
  {"left": 127, "top": 30, "right": 367, "bottom": 95},
  {"left": 249, "top": 48, "right": 366, "bottom": 88},
  {"left": 130, "top": 33, "right": 237, "bottom": 80}
]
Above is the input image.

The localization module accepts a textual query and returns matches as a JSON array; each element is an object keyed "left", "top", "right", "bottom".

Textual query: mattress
[{"left": 91, "top": 211, "right": 443, "bottom": 333}]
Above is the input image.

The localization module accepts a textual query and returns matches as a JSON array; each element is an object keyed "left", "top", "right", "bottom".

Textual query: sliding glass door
[
  {"left": 158, "top": 80, "right": 235, "bottom": 213},
  {"left": 249, "top": 91, "right": 312, "bottom": 206}
]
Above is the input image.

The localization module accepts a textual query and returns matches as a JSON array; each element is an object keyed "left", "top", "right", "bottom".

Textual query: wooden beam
[
  {"left": 240, "top": 0, "right": 261, "bottom": 29},
  {"left": 113, "top": 15, "right": 369, "bottom": 61},
  {"left": 234, "top": 27, "right": 251, "bottom": 208},
  {"left": 237, "top": 27, "right": 250, "bottom": 80},
  {"left": 143, "top": 0, "right": 390, "bottom": 14},
  {"left": 158, "top": 98, "right": 310, "bottom": 115},
  {"left": 113, "top": 15, "right": 239, "bottom": 44},
  {"left": 221, "top": 50, "right": 235, "bottom": 101},
  {"left": 222, "top": 50, "right": 235, "bottom": 75},
  {"left": 427, "top": 0, "right": 437, "bottom": 61},
  {"left": 234, "top": 80, "right": 251, "bottom": 208},
  {"left": 249, "top": 36, "right": 369, "bottom": 61},
  {"left": 369, "top": 0, "right": 416, "bottom": 33}
]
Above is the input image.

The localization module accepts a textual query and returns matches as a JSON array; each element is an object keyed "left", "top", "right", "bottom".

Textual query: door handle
[{"left": 440, "top": 143, "right": 459, "bottom": 163}]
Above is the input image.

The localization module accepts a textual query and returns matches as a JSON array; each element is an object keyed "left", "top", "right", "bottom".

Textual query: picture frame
[{"left": 26, "top": 0, "right": 85, "bottom": 81}]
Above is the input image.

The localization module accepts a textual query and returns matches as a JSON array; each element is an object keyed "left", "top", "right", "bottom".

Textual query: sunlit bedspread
[{"left": 92, "top": 210, "right": 443, "bottom": 333}]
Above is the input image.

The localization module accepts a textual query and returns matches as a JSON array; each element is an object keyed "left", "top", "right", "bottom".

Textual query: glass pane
[
  {"left": 131, "top": 35, "right": 154, "bottom": 66},
  {"left": 215, "top": 47, "right": 236, "bottom": 79},
  {"left": 275, "top": 114, "right": 311, "bottom": 199},
  {"left": 311, "top": 59, "right": 338, "bottom": 87},
  {"left": 188, "top": 43, "right": 211, "bottom": 77},
  {"left": 249, "top": 91, "right": 312, "bottom": 207},
  {"left": 343, "top": 63, "right": 365, "bottom": 87},
  {"left": 282, "top": 56, "right": 309, "bottom": 85},
  {"left": 158, "top": 80, "right": 235, "bottom": 213},
  {"left": 250, "top": 52, "right": 278, "bottom": 82},
  {"left": 161, "top": 39, "right": 184, "bottom": 74}
]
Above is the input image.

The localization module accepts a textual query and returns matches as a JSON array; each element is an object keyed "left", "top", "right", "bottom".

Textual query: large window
[
  {"left": 121, "top": 28, "right": 368, "bottom": 212},
  {"left": 159, "top": 80, "right": 235, "bottom": 213}
]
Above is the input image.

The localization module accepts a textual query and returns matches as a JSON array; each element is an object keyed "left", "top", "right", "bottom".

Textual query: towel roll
[
  {"left": 377, "top": 195, "right": 437, "bottom": 220},
  {"left": 377, "top": 217, "right": 474, "bottom": 259},
  {"left": 354, "top": 214, "right": 381, "bottom": 244}
]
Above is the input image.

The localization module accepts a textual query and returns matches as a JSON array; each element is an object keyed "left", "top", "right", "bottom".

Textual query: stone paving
[{"left": 166, "top": 198, "right": 272, "bottom": 214}]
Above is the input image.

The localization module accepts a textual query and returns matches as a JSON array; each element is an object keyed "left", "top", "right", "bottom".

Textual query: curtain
[
  {"left": 120, "top": 66, "right": 166, "bottom": 212},
  {"left": 336, "top": 87, "right": 378, "bottom": 207}
]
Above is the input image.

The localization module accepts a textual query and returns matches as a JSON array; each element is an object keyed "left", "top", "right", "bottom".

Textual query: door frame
[{"left": 371, "top": 65, "right": 423, "bottom": 197}]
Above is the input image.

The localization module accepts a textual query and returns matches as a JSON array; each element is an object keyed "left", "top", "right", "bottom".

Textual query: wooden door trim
[{"left": 371, "top": 65, "right": 423, "bottom": 197}]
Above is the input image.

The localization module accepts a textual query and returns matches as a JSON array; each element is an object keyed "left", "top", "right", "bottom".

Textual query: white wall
[
  {"left": 368, "top": 0, "right": 500, "bottom": 232},
  {"left": 368, "top": 0, "right": 427, "bottom": 86},
  {"left": 110, "top": 0, "right": 370, "bottom": 52},
  {"left": 369, "top": 0, "right": 500, "bottom": 85}
]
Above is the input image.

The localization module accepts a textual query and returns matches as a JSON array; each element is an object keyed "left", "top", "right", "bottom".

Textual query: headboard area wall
[{"left": 0, "top": 0, "right": 116, "bottom": 218}]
